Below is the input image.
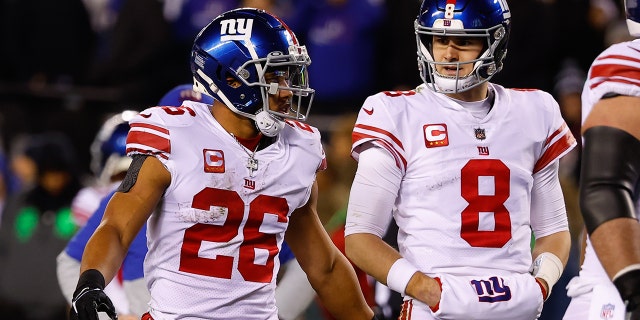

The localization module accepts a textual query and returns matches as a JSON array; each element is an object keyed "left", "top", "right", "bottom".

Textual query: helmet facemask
[
  {"left": 237, "top": 44, "right": 314, "bottom": 123},
  {"left": 416, "top": 23, "right": 507, "bottom": 94},
  {"left": 193, "top": 44, "right": 314, "bottom": 137}
]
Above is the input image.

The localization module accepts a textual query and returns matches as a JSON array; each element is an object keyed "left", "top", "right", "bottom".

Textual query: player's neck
[{"left": 210, "top": 104, "right": 260, "bottom": 139}]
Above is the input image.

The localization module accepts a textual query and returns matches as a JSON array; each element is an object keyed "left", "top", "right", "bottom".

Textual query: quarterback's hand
[{"left": 70, "top": 270, "right": 117, "bottom": 320}]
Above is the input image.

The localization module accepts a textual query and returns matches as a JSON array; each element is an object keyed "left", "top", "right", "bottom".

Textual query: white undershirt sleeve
[
  {"left": 345, "top": 144, "right": 402, "bottom": 238},
  {"left": 530, "top": 160, "right": 569, "bottom": 238}
]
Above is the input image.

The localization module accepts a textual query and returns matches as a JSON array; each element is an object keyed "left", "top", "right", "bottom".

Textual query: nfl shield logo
[
  {"left": 474, "top": 128, "right": 486, "bottom": 140},
  {"left": 600, "top": 303, "right": 615, "bottom": 319}
]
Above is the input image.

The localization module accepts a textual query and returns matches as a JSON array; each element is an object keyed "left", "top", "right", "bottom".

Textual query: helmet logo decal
[{"left": 220, "top": 18, "right": 254, "bottom": 41}]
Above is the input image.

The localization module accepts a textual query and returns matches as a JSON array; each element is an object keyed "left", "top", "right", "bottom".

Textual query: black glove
[
  {"left": 69, "top": 269, "right": 117, "bottom": 320},
  {"left": 613, "top": 269, "right": 640, "bottom": 320}
]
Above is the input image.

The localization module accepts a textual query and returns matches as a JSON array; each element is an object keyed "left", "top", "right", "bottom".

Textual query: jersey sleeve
[
  {"left": 125, "top": 106, "right": 173, "bottom": 160},
  {"left": 351, "top": 93, "right": 408, "bottom": 173},
  {"left": 584, "top": 41, "right": 640, "bottom": 103},
  {"left": 532, "top": 93, "right": 577, "bottom": 174}
]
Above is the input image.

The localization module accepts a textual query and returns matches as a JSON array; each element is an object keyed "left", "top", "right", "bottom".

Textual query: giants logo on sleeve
[
  {"left": 203, "top": 149, "right": 225, "bottom": 173},
  {"left": 220, "top": 18, "right": 253, "bottom": 41},
  {"left": 424, "top": 124, "right": 449, "bottom": 148}
]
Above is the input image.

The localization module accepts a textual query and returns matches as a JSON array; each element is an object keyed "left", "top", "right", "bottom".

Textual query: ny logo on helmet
[{"left": 220, "top": 18, "right": 253, "bottom": 41}]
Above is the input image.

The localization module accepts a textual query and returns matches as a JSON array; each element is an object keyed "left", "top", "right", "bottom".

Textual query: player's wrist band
[
  {"left": 75, "top": 269, "right": 106, "bottom": 292},
  {"left": 387, "top": 258, "right": 419, "bottom": 296},
  {"left": 530, "top": 252, "right": 562, "bottom": 299}
]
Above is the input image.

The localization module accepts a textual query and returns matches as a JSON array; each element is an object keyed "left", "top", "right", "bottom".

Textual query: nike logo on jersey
[
  {"left": 424, "top": 124, "right": 449, "bottom": 148},
  {"left": 363, "top": 107, "right": 374, "bottom": 115}
]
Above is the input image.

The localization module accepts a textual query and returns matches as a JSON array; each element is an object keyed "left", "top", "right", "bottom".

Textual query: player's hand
[
  {"left": 405, "top": 272, "right": 441, "bottom": 309},
  {"left": 70, "top": 269, "right": 117, "bottom": 320}
]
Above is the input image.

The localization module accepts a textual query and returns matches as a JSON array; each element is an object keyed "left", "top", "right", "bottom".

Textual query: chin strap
[{"left": 254, "top": 110, "right": 284, "bottom": 137}]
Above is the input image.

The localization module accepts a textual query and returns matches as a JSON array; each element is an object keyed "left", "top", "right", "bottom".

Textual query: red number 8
[{"left": 460, "top": 159, "right": 512, "bottom": 248}]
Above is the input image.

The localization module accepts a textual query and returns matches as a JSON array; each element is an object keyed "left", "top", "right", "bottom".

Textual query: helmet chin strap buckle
[
  {"left": 255, "top": 110, "right": 285, "bottom": 137},
  {"left": 268, "top": 82, "right": 279, "bottom": 95}
]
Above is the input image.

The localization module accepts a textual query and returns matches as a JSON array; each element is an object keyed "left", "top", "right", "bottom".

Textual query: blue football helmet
[
  {"left": 626, "top": 0, "right": 640, "bottom": 37},
  {"left": 90, "top": 110, "right": 137, "bottom": 184},
  {"left": 415, "top": 0, "right": 511, "bottom": 93},
  {"left": 190, "top": 8, "right": 314, "bottom": 137}
]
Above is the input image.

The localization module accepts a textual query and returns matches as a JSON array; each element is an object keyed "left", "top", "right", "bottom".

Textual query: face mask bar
[
  {"left": 236, "top": 45, "right": 315, "bottom": 122},
  {"left": 415, "top": 22, "right": 506, "bottom": 93}
]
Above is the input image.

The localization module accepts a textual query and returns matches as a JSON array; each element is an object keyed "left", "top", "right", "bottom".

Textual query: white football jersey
[
  {"left": 352, "top": 83, "right": 576, "bottom": 277},
  {"left": 565, "top": 39, "right": 640, "bottom": 319},
  {"left": 125, "top": 101, "right": 325, "bottom": 320}
]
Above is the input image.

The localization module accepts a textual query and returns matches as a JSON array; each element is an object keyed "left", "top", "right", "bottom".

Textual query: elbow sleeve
[{"left": 579, "top": 126, "right": 640, "bottom": 234}]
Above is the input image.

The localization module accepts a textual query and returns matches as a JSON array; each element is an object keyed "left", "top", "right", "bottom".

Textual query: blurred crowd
[{"left": 0, "top": 0, "right": 633, "bottom": 319}]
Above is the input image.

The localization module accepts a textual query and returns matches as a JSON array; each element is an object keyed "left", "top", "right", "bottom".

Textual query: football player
[
  {"left": 69, "top": 8, "right": 374, "bottom": 320},
  {"left": 564, "top": 1, "right": 640, "bottom": 319},
  {"left": 344, "top": 0, "right": 576, "bottom": 319}
]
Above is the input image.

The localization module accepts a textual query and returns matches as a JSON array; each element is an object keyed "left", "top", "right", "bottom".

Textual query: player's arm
[
  {"left": 580, "top": 95, "right": 640, "bottom": 313},
  {"left": 71, "top": 155, "right": 170, "bottom": 319},
  {"left": 344, "top": 145, "right": 441, "bottom": 307},
  {"left": 285, "top": 180, "right": 374, "bottom": 320},
  {"left": 529, "top": 160, "right": 571, "bottom": 300}
]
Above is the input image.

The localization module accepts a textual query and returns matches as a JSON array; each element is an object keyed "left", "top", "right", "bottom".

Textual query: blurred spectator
[
  {"left": 493, "top": 0, "right": 604, "bottom": 92},
  {"left": 84, "top": 0, "right": 178, "bottom": 105},
  {"left": 0, "top": 0, "right": 95, "bottom": 86},
  {"left": 378, "top": 0, "right": 422, "bottom": 91},
  {"left": 0, "top": 132, "right": 82, "bottom": 320},
  {"left": 70, "top": 110, "right": 137, "bottom": 226},
  {"left": 283, "top": 0, "right": 386, "bottom": 115}
]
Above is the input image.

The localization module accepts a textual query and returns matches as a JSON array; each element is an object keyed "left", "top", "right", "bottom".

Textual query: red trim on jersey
[
  {"left": 591, "top": 78, "right": 640, "bottom": 90},
  {"left": 534, "top": 131, "right": 576, "bottom": 173},
  {"left": 596, "top": 54, "right": 640, "bottom": 64},
  {"left": 590, "top": 64, "right": 640, "bottom": 89},
  {"left": 400, "top": 299, "right": 413, "bottom": 320},
  {"left": 544, "top": 123, "right": 566, "bottom": 146},
  {"left": 352, "top": 132, "right": 407, "bottom": 171},
  {"left": 125, "top": 147, "right": 169, "bottom": 160},
  {"left": 130, "top": 122, "right": 170, "bottom": 135},
  {"left": 127, "top": 131, "right": 171, "bottom": 154},
  {"left": 353, "top": 124, "right": 405, "bottom": 150}
]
